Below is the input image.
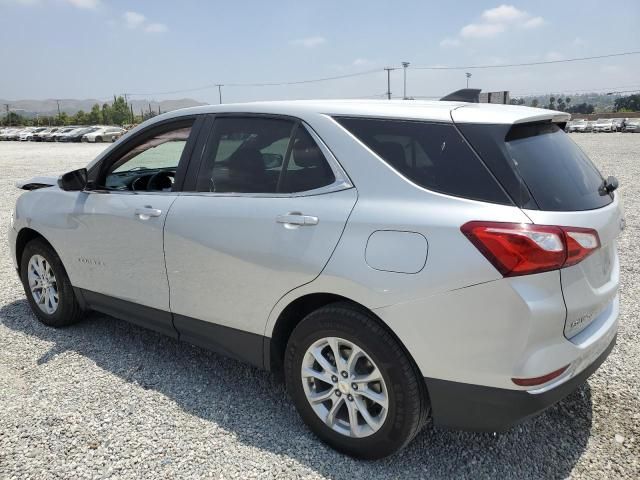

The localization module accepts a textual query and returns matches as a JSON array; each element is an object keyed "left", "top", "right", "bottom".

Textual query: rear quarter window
[{"left": 334, "top": 117, "right": 511, "bottom": 205}]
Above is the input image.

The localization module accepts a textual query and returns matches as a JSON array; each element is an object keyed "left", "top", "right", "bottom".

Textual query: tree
[
  {"left": 101, "top": 103, "right": 113, "bottom": 125},
  {"left": 73, "top": 110, "right": 88, "bottom": 125},
  {"left": 556, "top": 97, "right": 566, "bottom": 111},
  {"left": 530, "top": 98, "right": 539, "bottom": 108},
  {"left": 110, "top": 95, "right": 130, "bottom": 125},
  {"left": 566, "top": 102, "right": 595, "bottom": 114},
  {"left": 88, "top": 104, "right": 101, "bottom": 124},
  {"left": 565, "top": 97, "right": 571, "bottom": 109},
  {"left": 548, "top": 96, "right": 556, "bottom": 109},
  {"left": 614, "top": 94, "right": 640, "bottom": 112}
]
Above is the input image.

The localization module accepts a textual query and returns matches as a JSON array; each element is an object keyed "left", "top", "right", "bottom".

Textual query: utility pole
[
  {"left": 402, "top": 62, "right": 410, "bottom": 100},
  {"left": 216, "top": 84, "right": 223, "bottom": 104},
  {"left": 384, "top": 67, "right": 393, "bottom": 100},
  {"left": 3, "top": 104, "right": 9, "bottom": 127},
  {"left": 55, "top": 99, "right": 61, "bottom": 120},
  {"left": 466, "top": 72, "right": 472, "bottom": 88}
]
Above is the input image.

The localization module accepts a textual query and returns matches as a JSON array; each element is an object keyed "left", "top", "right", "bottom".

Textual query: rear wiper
[{"left": 599, "top": 176, "right": 619, "bottom": 195}]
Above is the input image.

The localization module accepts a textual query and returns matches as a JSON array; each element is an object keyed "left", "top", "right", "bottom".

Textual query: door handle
[
  {"left": 276, "top": 213, "right": 319, "bottom": 226},
  {"left": 135, "top": 206, "right": 162, "bottom": 220}
]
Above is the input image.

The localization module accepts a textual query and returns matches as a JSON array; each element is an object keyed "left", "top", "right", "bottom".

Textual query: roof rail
[{"left": 440, "top": 89, "right": 481, "bottom": 103}]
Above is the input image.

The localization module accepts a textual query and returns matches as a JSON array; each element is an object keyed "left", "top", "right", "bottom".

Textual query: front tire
[
  {"left": 20, "top": 239, "right": 84, "bottom": 327},
  {"left": 284, "top": 303, "right": 429, "bottom": 459}
]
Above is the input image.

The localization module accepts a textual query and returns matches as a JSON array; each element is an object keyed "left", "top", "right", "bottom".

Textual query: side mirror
[{"left": 58, "top": 168, "right": 88, "bottom": 191}]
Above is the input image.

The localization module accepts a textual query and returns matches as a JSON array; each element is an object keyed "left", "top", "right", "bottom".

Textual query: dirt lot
[{"left": 0, "top": 135, "right": 638, "bottom": 479}]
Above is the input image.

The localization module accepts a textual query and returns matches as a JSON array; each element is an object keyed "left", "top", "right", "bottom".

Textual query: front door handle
[
  {"left": 135, "top": 206, "right": 162, "bottom": 220},
  {"left": 276, "top": 213, "right": 319, "bottom": 226}
]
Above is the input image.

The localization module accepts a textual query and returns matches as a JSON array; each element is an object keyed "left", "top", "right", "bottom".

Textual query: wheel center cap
[{"left": 338, "top": 382, "right": 350, "bottom": 395}]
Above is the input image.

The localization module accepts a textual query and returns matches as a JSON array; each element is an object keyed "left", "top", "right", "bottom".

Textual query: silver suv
[{"left": 9, "top": 99, "right": 623, "bottom": 459}]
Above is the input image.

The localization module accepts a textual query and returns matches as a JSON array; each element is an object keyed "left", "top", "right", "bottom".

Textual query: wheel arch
[
  {"left": 15, "top": 228, "right": 57, "bottom": 275},
  {"left": 267, "top": 292, "right": 418, "bottom": 380}
]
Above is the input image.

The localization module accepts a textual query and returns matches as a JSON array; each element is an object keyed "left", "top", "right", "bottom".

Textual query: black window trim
[
  {"left": 182, "top": 112, "right": 353, "bottom": 198},
  {"left": 88, "top": 114, "right": 205, "bottom": 194}
]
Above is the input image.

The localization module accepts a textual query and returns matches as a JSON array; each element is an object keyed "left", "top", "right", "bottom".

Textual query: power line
[
  {"left": 124, "top": 68, "right": 382, "bottom": 97},
  {"left": 412, "top": 50, "right": 640, "bottom": 70}
]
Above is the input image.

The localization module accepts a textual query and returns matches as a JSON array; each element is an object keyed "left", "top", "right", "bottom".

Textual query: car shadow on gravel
[{"left": 1, "top": 299, "right": 593, "bottom": 479}]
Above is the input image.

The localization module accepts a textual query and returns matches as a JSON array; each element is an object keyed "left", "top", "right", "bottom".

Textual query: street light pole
[
  {"left": 466, "top": 72, "right": 472, "bottom": 88},
  {"left": 384, "top": 67, "right": 393, "bottom": 100},
  {"left": 402, "top": 62, "right": 410, "bottom": 99},
  {"left": 216, "top": 84, "right": 223, "bottom": 104}
]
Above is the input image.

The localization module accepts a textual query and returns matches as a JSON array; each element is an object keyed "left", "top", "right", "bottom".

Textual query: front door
[
  {"left": 163, "top": 116, "right": 356, "bottom": 362},
  {"left": 68, "top": 117, "right": 201, "bottom": 335}
]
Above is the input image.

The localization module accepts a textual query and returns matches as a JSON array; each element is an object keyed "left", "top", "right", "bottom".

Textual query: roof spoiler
[{"left": 440, "top": 89, "right": 481, "bottom": 103}]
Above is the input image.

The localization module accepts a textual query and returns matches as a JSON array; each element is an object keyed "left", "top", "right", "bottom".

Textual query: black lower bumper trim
[{"left": 425, "top": 334, "right": 616, "bottom": 432}]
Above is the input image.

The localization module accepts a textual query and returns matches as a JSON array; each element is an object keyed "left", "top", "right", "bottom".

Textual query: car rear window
[
  {"left": 458, "top": 122, "right": 613, "bottom": 211},
  {"left": 334, "top": 117, "right": 511, "bottom": 205}
]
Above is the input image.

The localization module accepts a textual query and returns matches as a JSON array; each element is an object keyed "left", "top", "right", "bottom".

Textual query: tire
[
  {"left": 95, "top": 136, "right": 103, "bottom": 143},
  {"left": 20, "top": 239, "right": 84, "bottom": 327},
  {"left": 284, "top": 302, "right": 429, "bottom": 459}
]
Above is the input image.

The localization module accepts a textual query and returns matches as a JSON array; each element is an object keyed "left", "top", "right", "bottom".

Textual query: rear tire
[
  {"left": 95, "top": 136, "right": 103, "bottom": 143},
  {"left": 20, "top": 239, "right": 84, "bottom": 327},
  {"left": 284, "top": 302, "right": 429, "bottom": 459}
]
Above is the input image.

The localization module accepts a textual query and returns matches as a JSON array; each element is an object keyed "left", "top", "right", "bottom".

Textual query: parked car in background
[
  {"left": 623, "top": 119, "right": 640, "bottom": 132},
  {"left": 566, "top": 119, "right": 586, "bottom": 132},
  {"left": 9, "top": 99, "right": 623, "bottom": 459},
  {"left": 33, "top": 127, "right": 59, "bottom": 142},
  {"left": 82, "top": 126, "right": 125, "bottom": 143},
  {"left": 59, "top": 126, "right": 100, "bottom": 143},
  {"left": 593, "top": 119, "right": 616, "bottom": 132},
  {"left": 585, "top": 121, "right": 596, "bottom": 132},
  {"left": 19, "top": 127, "right": 47, "bottom": 141},
  {"left": 0, "top": 128, "right": 19, "bottom": 140},
  {"left": 50, "top": 127, "right": 79, "bottom": 142},
  {"left": 611, "top": 118, "right": 626, "bottom": 131}
]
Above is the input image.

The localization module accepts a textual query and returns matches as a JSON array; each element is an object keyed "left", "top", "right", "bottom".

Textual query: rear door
[
  {"left": 163, "top": 115, "right": 356, "bottom": 359},
  {"left": 457, "top": 119, "right": 624, "bottom": 339}
]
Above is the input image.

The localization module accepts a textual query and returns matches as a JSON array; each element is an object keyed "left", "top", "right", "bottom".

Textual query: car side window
[
  {"left": 103, "top": 122, "right": 193, "bottom": 192},
  {"left": 196, "top": 117, "right": 336, "bottom": 194},
  {"left": 196, "top": 117, "right": 294, "bottom": 193},
  {"left": 278, "top": 127, "right": 335, "bottom": 193}
]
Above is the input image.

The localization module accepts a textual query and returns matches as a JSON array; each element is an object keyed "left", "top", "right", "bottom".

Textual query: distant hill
[{"left": 0, "top": 98, "right": 207, "bottom": 118}]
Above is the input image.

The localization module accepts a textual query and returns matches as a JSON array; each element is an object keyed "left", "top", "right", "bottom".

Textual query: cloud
[
  {"left": 353, "top": 58, "right": 372, "bottom": 67},
  {"left": 460, "top": 22, "right": 505, "bottom": 38},
  {"left": 123, "top": 11, "right": 167, "bottom": 33},
  {"left": 481, "top": 4, "right": 527, "bottom": 23},
  {"left": 144, "top": 22, "right": 168, "bottom": 33},
  {"left": 65, "top": 0, "right": 99, "bottom": 8},
  {"left": 441, "top": 4, "right": 545, "bottom": 46},
  {"left": 290, "top": 36, "right": 326, "bottom": 48},
  {"left": 124, "top": 11, "right": 146, "bottom": 29}
]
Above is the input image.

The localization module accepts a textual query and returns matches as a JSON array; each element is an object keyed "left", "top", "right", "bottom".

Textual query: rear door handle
[
  {"left": 276, "top": 213, "right": 319, "bottom": 226},
  {"left": 135, "top": 206, "right": 162, "bottom": 220}
]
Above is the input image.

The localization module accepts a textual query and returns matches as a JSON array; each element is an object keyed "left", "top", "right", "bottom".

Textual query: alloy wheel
[
  {"left": 27, "top": 254, "right": 59, "bottom": 315},
  {"left": 301, "top": 337, "right": 389, "bottom": 438}
]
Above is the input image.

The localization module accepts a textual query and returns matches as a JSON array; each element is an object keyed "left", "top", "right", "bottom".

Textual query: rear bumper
[{"left": 425, "top": 334, "right": 616, "bottom": 432}]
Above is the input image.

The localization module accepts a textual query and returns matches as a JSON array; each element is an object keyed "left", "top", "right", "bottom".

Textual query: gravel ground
[{"left": 0, "top": 135, "right": 638, "bottom": 479}]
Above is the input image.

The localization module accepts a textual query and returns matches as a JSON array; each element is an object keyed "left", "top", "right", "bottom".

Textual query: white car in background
[
  {"left": 593, "top": 119, "right": 616, "bottom": 132},
  {"left": 19, "top": 127, "right": 47, "bottom": 141},
  {"left": 18, "top": 127, "right": 37, "bottom": 141},
  {"left": 82, "top": 126, "right": 125, "bottom": 143}
]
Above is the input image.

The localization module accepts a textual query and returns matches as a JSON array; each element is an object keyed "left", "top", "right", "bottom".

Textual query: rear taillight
[{"left": 461, "top": 221, "right": 600, "bottom": 277}]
